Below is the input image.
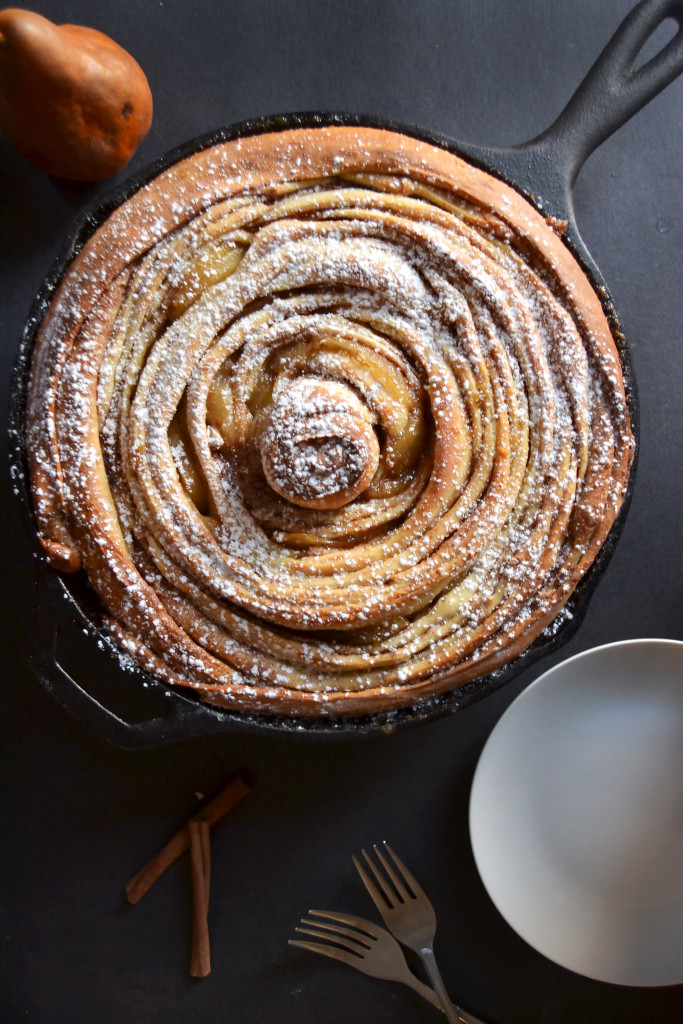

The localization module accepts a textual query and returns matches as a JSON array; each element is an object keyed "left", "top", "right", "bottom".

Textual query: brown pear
[{"left": 0, "top": 8, "right": 153, "bottom": 180}]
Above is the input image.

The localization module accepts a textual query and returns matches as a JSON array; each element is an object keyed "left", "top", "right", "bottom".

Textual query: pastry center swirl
[{"left": 258, "top": 377, "right": 380, "bottom": 510}]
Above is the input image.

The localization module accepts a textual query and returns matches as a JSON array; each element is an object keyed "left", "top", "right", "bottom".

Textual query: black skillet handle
[
  {"left": 31, "top": 564, "right": 232, "bottom": 749},
  {"left": 496, "top": 0, "right": 683, "bottom": 217}
]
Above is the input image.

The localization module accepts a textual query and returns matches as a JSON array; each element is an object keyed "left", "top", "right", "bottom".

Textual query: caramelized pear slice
[{"left": 170, "top": 240, "right": 245, "bottom": 319}]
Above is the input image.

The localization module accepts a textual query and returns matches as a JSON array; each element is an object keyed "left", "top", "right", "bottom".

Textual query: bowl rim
[{"left": 469, "top": 636, "right": 683, "bottom": 986}]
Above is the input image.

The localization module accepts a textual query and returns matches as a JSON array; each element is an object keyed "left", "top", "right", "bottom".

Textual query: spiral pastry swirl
[{"left": 27, "top": 127, "right": 634, "bottom": 716}]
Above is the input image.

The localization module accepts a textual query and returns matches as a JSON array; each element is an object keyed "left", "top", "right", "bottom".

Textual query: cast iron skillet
[{"left": 8, "top": 0, "right": 683, "bottom": 747}]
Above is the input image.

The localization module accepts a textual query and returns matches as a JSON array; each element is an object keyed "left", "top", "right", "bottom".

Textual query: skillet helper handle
[
  {"left": 30, "top": 566, "right": 222, "bottom": 749},
  {"left": 534, "top": 0, "right": 683, "bottom": 185}
]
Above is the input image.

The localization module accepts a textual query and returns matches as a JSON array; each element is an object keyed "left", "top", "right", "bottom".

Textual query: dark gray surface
[{"left": 1, "top": 1, "right": 682, "bottom": 1022}]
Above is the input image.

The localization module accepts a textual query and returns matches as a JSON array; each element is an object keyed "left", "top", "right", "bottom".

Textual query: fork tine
[
  {"left": 289, "top": 938, "right": 361, "bottom": 970},
  {"left": 299, "top": 917, "right": 373, "bottom": 949},
  {"left": 362, "top": 848, "right": 399, "bottom": 906},
  {"left": 383, "top": 842, "right": 427, "bottom": 900},
  {"left": 294, "top": 925, "right": 365, "bottom": 956},
  {"left": 307, "top": 909, "right": 384, "bottom": 939},
  {"left": 373, "top": 843, "right": 412, "bottom": 901},
  {"left": 352, "top": 852, "right": 394, "bottom": 912}
]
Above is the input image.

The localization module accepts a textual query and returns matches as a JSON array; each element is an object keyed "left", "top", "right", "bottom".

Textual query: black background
[{"left": 1, "top": 2, "right": 682, "bottom": 1022}]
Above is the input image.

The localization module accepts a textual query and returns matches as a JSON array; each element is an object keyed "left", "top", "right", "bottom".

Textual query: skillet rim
[{"left": 7, "top": 110, "right": 639, "bottom": 745}]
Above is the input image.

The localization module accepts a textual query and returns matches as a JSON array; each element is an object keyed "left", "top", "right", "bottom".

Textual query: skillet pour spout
[{"left": 8, "top": 0, "right": 683, "bottom": 747}]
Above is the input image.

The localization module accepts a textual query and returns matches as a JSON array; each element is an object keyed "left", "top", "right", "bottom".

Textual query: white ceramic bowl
[{"left": 469, "top": 639, "right": 683, "bottom": 986}]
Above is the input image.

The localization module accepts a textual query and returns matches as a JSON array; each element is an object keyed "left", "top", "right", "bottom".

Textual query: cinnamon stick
[
  {"left": 126, "top": 773, "right": 251, "bottom": 904},
  {"left": 189, "top": 817, "right": 211, "bottom": 978}
]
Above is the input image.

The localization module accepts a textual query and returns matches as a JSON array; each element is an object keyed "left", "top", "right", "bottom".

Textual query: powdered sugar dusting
[{"left": 25, "top": 126, "right": 634, "bottom": 716}]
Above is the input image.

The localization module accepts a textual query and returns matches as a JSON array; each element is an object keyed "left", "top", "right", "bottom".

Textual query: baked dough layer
[{"left": 26, "top": 126, "right": 634, "bottom": 716}]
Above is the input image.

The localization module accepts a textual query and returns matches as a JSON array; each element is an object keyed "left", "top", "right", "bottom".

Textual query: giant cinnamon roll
[{"left": 26, "top": 126, "right": 634, "bottom": 716}]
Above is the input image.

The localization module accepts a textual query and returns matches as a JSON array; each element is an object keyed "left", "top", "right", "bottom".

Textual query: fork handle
[
  {"left": 402, "top": 971, "right": 444, "bottom": 1011},
  {"left": 420, "top": 947, "right": 463, "bottom": 1023},
  {"left": 408, "top": 953, "right": 489, "bottom": 1024}
]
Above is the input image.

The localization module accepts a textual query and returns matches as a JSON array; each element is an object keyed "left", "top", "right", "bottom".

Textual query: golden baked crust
[{"left": 26, "top": 126, "right": 634, "bottom": 716}]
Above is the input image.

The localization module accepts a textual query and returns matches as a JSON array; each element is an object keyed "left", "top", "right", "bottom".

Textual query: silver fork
[
  {"left": 289, "top": 909, "right": 487, "bottom": 1024},
  {"left": 289, "top": 909, "right": 440, "bottom": 1008},
  {"left": 353, "top": 842, "right": 461, "bottom": 1024}
]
